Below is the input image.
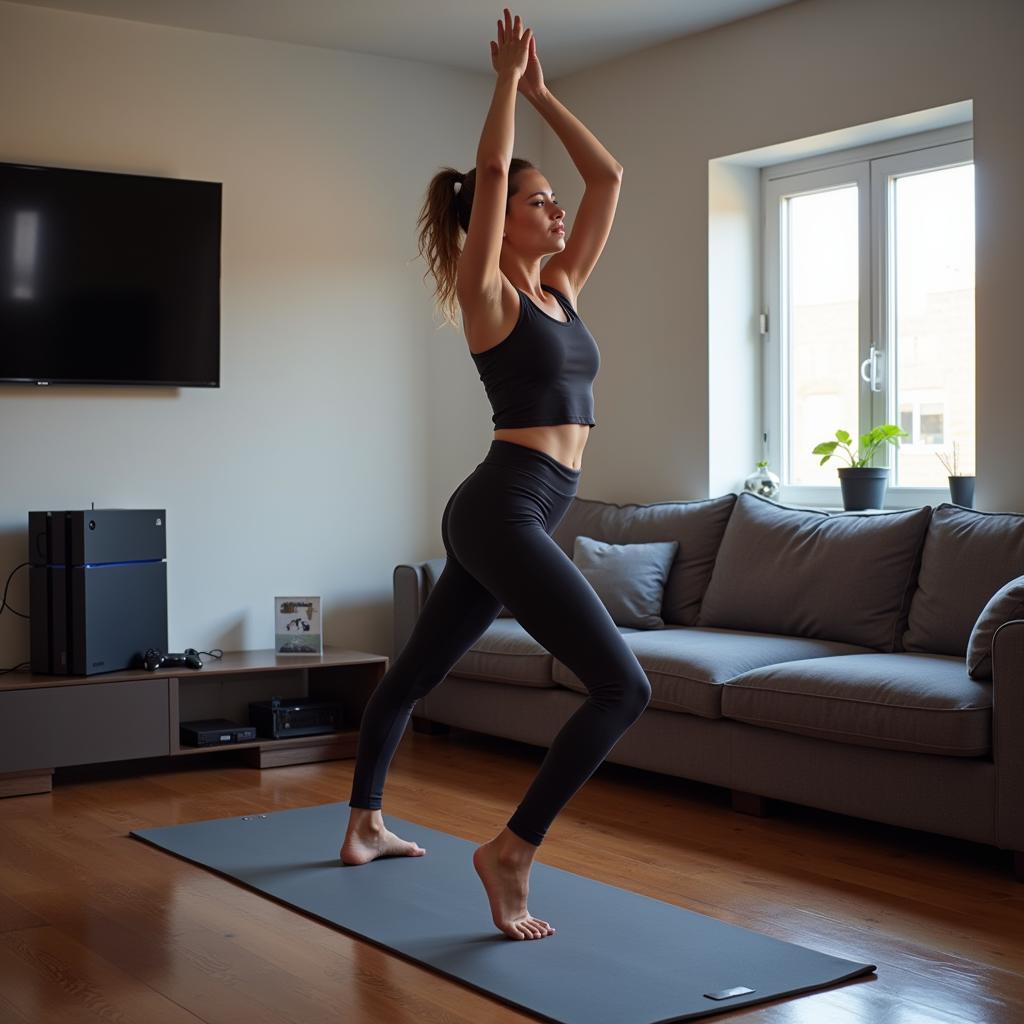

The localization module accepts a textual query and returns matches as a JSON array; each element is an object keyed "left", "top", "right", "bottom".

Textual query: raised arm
[
  {"left": 519, "top": 38, "right": 622, "bottom": 295},
  {"left": 456, "top": 10, "right": 532, "bottom": 308}
]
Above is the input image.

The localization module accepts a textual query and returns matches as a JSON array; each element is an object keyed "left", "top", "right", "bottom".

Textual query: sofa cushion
[
  {"left": 552, "top": 627, "right": 874, "bottom": 719},
  {"left": 966, "top": 574, "right": 1024, "bottom": 681},
  {"left": 721, "top": 653, "right": 991, "bottom": 756},
  {"left": 453, "top": 618, "right": 641, "bottom": 688},
  {"left": 695, "top": 492, "right": 931, "bottom": 651},
  {"left": 903, "top": 504, "right": 1024, "bottom": 657},
  {"left": 572, "top": 536, "right": 679, "bottom": 629},
  {"left": 549, "top": 494, "right": 736, "bottom": 626}
]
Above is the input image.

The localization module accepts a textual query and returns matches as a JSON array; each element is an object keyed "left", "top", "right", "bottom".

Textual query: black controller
[{"left": 142, "top": 647, "right": 203, "bottom": 671}]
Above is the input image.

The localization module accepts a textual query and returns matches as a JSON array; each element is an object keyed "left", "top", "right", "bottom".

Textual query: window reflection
[{"left": 11, "top": 209, "right": 40, "bottom": 301}]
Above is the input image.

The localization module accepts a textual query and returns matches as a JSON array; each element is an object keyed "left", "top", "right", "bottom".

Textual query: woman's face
[{"left": 504, "top": 170, "right": 566, "bottom": 255}]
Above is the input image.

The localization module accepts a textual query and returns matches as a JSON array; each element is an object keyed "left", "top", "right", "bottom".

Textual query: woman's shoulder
[{"left": 538, "top": 265, "right": 578, "bottom": 310}]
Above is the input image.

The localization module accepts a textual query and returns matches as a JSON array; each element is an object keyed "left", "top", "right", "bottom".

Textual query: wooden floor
[{"left": 1, "top": 726, "right": 1022, "bottom": 1023}]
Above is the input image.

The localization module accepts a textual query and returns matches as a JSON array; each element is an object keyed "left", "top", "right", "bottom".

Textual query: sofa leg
[
  {"left": 731, "top": 790, "right": 776, "bottom": 817},
  {"left": 1014, "top": 851, "right": 1024, "bottom": 883},
  {"left": 411, "top": 716, "right": 451, "bottom": 735}
]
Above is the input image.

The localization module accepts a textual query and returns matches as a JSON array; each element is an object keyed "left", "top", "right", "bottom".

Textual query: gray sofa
[{"left": 397, "top": 490, "right": 1024, "bottom": 881}]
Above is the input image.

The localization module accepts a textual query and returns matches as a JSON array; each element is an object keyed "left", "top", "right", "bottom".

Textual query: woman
[{"left": 340, "top": 8, "right": 650, "bottom": 942}]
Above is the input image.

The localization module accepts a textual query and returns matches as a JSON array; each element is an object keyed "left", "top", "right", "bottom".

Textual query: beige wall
[
  {"left": 538, "top": 0, "right": 1021, "bottom": 509},
  {"left": 0, "top": 0, "right": 1020, "bottom": 666},
  {"left": 0, "top": 0, "right": 542, "bottom": 661}
]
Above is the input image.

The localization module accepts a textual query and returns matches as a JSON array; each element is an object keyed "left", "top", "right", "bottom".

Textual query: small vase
[
  {"left": 743, "top": 464, "right": 780, "bottom": 499},
  {"left": 837, "top": 467, "right": 889, "bottom": 511},
  {"left": 948, "top": 475, "right": 975, "bottom": 508}
]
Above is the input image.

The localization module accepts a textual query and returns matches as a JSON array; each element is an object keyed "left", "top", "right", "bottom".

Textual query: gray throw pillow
[
  {"left": 966, "top": 574, "right": 1024, "bottom": 681},
  {"left": 573, "top": 535, "right": 679, "bottom": 629},
  {"left": 695, "top": 492, "right": 931, "bottom": 650},
  {"left": 903, "top": 503, "right": 1024, "bottom": 657},
  {"left": 550, "top": 494, "right": 737, "bottom": 626}
]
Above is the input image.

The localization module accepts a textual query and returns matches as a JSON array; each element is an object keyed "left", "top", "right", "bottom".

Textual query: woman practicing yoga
[{"left": 341, "top": 8, "right": 650, "bottom": 941}]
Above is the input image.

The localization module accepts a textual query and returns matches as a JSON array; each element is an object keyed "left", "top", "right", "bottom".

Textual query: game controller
[{"left": 142, "top": 647, "right": 204, "bottom": 671}]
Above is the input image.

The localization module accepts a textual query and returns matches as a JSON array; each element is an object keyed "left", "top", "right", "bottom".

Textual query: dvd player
[{"left": 180, "top": 719, "right": 258, "bottom": 747}]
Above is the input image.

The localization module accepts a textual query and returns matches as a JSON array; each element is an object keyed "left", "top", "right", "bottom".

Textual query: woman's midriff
[{"left": 492, "top": 423, "right": 591, "bottom": 472}]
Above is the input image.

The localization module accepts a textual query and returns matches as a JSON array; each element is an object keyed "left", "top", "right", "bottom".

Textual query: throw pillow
[
  {"left": 573, "top": 535, "right": 679, "bottom": 629},
  {"left": 695, "top": 491, "right": 931, "bottom": 651},
  {"left": 903, "top": 503, "right": 1024, "bottom": 657},
  {"left": 966, "top": 574, "right": 1024, "bottom": 681},
  {"left": 549, "top": 494, "right": 737, "bottom": 626}
]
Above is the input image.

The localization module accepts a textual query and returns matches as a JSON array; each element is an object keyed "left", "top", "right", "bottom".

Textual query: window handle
[{"left": 860, "top": 345, "right": 881, "bottom": 393}]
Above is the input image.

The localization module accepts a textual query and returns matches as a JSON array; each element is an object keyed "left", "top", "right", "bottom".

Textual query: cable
[
  {"left": 191, "top": 649, "right": 224, "bottom": 665},
  {"left": 0, "top": 562, "right": 31, "bottom": 673},
  {"left": 1, "top": 562, "right": 29, "bottom": 618}
]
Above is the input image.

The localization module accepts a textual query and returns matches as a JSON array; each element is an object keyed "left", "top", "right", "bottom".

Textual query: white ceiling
[{"left": 9, "top": 0, "right": 802, "bottom": 78}]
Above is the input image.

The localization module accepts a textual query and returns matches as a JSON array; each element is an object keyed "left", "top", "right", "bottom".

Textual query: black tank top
[{"left": 470, "top": 284, "right": 600, "bottom": 430}]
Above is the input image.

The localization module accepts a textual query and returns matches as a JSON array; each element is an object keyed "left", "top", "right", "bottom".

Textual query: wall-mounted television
[{"left": 0, "top": 160, "right": 221, "bottom": 387}]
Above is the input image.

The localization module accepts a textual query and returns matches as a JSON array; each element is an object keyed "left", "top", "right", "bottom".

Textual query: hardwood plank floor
[{"left": 0, "top": 726, "right": 1020, "bottom": 1023}]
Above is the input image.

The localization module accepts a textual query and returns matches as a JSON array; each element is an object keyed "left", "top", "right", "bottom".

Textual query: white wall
[
  {"left": 0, "top": 1, "right": 541, "bottom": 663},
  {"left": 707, "top": 162, "right": 760, "bottom": 499},
  {"left": 539, "top": 0, "right": 1022, "bottom": 509},
  {"left": 1, "top": 0, "right": 1021, "bottom": 669}
]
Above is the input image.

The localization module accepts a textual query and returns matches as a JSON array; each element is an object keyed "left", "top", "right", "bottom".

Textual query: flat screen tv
[{"left": 0, "top": 161, "right": 221, "bottom": 387}]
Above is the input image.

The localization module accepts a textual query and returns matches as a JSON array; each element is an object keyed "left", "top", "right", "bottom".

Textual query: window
[{"left": 762, "top": 126, "right": 974, "bottom": 507}]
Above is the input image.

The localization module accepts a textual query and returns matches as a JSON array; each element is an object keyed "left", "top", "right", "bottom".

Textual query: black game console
[{"left": 29, "top": 508, "right": 168, "bottom": 676}]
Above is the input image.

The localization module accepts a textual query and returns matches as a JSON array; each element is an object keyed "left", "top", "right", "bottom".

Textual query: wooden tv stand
[{"left": 0, "top": 647, "right": 387, "bottom": 798}]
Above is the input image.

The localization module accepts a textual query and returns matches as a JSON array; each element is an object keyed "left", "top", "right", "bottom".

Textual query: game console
[{"left": 28, "top": 508, "right": 168, "bottom": 676}]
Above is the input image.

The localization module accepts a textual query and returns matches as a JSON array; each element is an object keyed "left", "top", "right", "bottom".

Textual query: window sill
[{"left": 775, "top": 486, "right": 952, "bottom": 513}]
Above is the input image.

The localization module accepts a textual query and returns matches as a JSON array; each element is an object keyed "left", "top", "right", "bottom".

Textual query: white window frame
[{"left": 762, "top": 123, "right": 973, "bottom": 509}]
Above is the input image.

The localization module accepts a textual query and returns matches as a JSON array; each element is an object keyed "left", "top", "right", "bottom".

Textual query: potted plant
[
  {"left": 743, "top": 459, "right": 781, "bottom": 499},
  {"left": 936, "top": 441, "right": 974, "bottom": 508},
  {"left": 811, "top": 424, "right": 909, "bottom": 511}
]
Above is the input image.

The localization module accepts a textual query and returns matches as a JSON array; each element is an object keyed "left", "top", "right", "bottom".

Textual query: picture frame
[{"left": 274, "top": 595, "right": 323, "bottom": 655}]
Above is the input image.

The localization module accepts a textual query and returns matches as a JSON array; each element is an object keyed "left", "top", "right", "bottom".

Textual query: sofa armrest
[
  {"left": 993, "top": 618, "right": 1024, "bottom": 850},
  {"left": 393, "top": 557, "right": 447, "bottom": 657}
]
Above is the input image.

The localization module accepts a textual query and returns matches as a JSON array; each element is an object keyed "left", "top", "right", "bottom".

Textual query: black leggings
[{"left": 348, "top": 438, "right": 652, "bottom": 846}]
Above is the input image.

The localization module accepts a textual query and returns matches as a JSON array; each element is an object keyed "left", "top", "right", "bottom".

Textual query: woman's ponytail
[{"left": 415, "top": 158, "right": 534, "bottom": 330}]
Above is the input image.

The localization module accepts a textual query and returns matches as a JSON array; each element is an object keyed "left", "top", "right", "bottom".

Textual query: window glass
[{"left": 892, "top": 164, "right": 975, "bottom": 483}]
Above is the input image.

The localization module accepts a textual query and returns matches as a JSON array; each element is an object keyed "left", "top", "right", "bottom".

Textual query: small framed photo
[{"left": 274, "top": 595, "right": 323, "bottom": 655}]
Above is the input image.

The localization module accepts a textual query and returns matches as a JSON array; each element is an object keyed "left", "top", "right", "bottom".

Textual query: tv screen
[{"left": 0, "top": 161, "right": 221, "bottom": 387}]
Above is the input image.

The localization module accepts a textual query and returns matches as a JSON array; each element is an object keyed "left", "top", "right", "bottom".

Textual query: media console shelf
[{"left": 0, "top": 647, "right": 387, "bottom": 798}]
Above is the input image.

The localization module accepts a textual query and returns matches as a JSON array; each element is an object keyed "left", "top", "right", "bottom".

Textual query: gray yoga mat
[{"left": 131, "top": 802, "right": 876, "bottom": 1023}]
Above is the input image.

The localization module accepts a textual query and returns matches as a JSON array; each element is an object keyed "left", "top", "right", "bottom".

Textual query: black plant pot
[
  {"left": 837, "top": 467, "right": 889, "bottom": 511},
  {"left": 948, "top": 475, "right": 975, "bottom": 508}
]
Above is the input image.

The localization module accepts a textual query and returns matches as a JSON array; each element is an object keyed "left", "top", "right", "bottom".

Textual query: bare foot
[
  {"left": 473, "top": 837, "right": 555, "bottom": 940},
  {"left": 340, "top": 819, "right": 426, "bottom": 866}
]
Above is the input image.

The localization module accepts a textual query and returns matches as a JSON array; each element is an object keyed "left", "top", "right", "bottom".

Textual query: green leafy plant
[
  {"left": 812, "top": 425, "right": 909, "bottom": 468},
  {"left": 755, "top": 459, "right": 769, "bottom": 469}
]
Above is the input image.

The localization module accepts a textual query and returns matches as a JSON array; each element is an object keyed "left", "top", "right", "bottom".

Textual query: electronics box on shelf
[
  {"left": 28, "top": 508, "right": 168, "bottom": 676},
  {"left": 248, "top": 696, "right": 342, "bottom": 739},
  {"left": 180, "top": 719, "right": 258, "bottom": 747}
]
